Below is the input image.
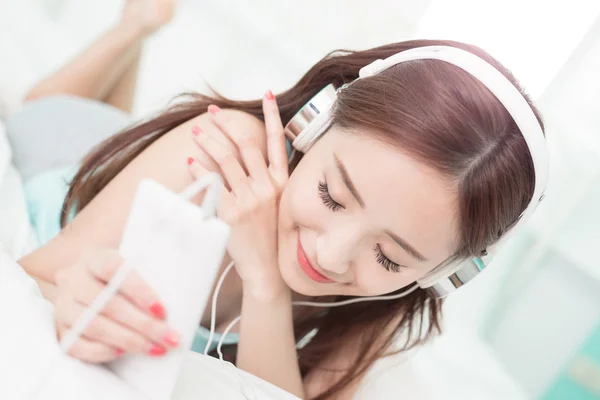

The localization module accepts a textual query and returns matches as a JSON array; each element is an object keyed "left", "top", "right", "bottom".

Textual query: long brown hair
[{"left": 62, "top": 39, "right": 543, "bottom": 399}]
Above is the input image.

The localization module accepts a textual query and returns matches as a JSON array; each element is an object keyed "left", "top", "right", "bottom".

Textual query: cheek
[
  {"left": 353, "top": 264, "right": 418, "bottom": 296},
  {"left": 280, "top": 171, "right": 324, "bottom": 231}
]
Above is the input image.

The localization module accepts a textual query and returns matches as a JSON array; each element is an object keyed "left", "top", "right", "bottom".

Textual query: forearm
[
  {"left": 25, "top": 22, "right": 144, "bottom": 102},
  {"left": 238, "top": 286, "right": 305, "bottom": 399}
]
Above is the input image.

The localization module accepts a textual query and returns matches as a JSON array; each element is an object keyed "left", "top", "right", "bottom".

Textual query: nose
[{"left": 314, "top": 227, "right": 358, "bottom": 276}]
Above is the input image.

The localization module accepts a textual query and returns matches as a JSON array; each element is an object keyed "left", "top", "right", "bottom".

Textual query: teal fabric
[
  {"left": 191, "top": 325, "right": 240, "bottom": 354},
  {"left": 24, "top": 166, "right": 76, "bottom": 246}
]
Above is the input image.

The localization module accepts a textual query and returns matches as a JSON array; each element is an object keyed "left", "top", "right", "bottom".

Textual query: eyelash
[
  {"left": 318, "top": 180, "right": 345, "bottom": 211},
  {"left": 318, "top": 180, "right": 402, "bottom": 273},
  {"left": 374, "top": 244, "right": 402, "bottom": 273}
]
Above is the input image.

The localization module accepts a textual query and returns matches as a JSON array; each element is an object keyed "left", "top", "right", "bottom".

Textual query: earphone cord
[
  {"left": 206, "top": 261, "right": 420, "bottom": 398},
  {"left": 207, "top": 261, "right": 419, "bottom": 356}
]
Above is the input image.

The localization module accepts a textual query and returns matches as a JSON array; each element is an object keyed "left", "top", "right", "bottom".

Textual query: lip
[{"left": 297, "top": 235, "right": 334, "bottom": 284}]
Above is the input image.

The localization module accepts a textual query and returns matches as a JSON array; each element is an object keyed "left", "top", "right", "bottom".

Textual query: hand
[
  {"left": 53, "top": 249, "right": 180, "bottom": 363},
  {"left": 120, "top": 0, "right": 178, "bottom": 37},
  {"left": 187, "top": 92, "right": 289, "bottom": 298}
]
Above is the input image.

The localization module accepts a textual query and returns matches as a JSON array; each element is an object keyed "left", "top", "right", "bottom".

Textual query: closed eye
[
  {"left": 374, "top": 244, "right": 404, "bottom": 273},
  {"left": 318, "top": 180, "right": 345, "bottom": 211}
]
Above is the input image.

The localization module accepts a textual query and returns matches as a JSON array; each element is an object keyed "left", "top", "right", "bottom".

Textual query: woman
[{"left": 19, "top": 39, "right": 544, "bottom": 399}]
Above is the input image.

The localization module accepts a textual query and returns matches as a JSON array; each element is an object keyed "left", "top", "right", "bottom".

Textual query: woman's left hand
[{"left": 187, "top": 92, "right": 290, "bottom": 298}]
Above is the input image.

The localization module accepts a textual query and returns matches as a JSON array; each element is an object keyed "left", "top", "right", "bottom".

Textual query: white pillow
[
  {"left": 0, "top": 121, "right": 37, "bottom": 258},
  {"left": 0, "top": 245, "right": 299, "bottom": 399},
  {"left": 0, "top": 243, "right": 147, "bottom": 399}
]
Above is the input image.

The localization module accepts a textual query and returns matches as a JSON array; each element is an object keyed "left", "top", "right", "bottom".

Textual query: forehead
[{"left": 317, "top": 128, "right": 460, "bottom": 265}]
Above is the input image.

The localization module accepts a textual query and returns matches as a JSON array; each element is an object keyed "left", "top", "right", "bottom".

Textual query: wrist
[{"left": 242, "top": 278, "right": 291, "bottom": 304}]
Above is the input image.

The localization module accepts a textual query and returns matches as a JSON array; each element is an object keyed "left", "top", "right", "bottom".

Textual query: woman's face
[{"left": 278, "top": 127, "right": 459, "bottom": 297}]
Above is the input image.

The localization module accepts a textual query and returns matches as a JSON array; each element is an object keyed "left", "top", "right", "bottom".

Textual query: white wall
[
  {"left": 488, "top": 251, "right": 600, "bottom": 397},
  {"left": 479, "top": 13, "right": 600, "bottom": 399}
]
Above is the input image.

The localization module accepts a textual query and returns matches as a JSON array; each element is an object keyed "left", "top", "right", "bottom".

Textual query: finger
[
  {"left": 191, "top": 123, "right": 242, "bottom": 174},
  {"left": 192, "top": 132, "right": 252, "bottom": 198},
  {"left": 58, "top": 323, "right": 121, "bottom": 363},
  {"left": 68, "top": 276, "right": 179, "bottom": 349},
  {"left": 82, "top": 250, "right": 166, "bottom": 320},
  {"left": 262, "top": 91, "right": 288, "bottom": 184},
  {"left": 58, "top": 302, "right": 167, "bottom": 357},
  {"left": 206, "top": 106, "right": 270, "bottom": 182}
]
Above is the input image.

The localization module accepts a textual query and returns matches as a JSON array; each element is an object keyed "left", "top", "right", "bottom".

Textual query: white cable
[
  {"left": 292, "top": 283, "right": 419, "bottom": 307},
  {"left": 217, "top": 315, "right": 242, "bottom": 361},
  {"left": 59, "top": 262, "right": 135, "bottom": 353},
  {"left": 216, "top": 316, "right": 255, "bottom": 400},
  {"left": 180, "top": 172, "right": 222, "bottom": 217},
  {"left": 207, "top": 262, "right": 419, "bottom": 356},
  {"left": 204, "top": 260, "right": 235, "bottom": 355}
]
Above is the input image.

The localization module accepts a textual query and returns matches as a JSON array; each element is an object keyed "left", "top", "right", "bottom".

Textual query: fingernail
[
  {"left": 163, "top": 330, "right": 180, "bottom": 348},
  {"left": 192, "top": 125, "right": 202, "bottom": 136},
  {"left": 208, "top": 105, "right": 221, "bottom": 115},
  {"left": 187, "top": 157, "right": 194, "bottom": 166},
  {"left": 115, "top": 348, "right": 125, "bottom": 357},
  {"left": 149, "top": 301, "right": 166, "bottom": 319},
  {"left": 265, "top": 90, "right": 274, "bottom": 100},
  {"left": 149, "top": 344, "right": 167, "bottom": 357}
]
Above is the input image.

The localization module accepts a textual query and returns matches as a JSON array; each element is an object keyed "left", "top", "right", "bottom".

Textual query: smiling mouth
[{"left": 297, "top": 235, "right": 335, "bottom": 284}]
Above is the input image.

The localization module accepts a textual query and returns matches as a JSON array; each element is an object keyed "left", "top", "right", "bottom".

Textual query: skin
[
  {"left": 278, "top": 127, "right": 459, "bottom": 298},
  {"left": 20, "top": 98, "right": 461, "bottom": 398},
  {"left": 24, "top": 0, "right": 177, "bottom": 112}
]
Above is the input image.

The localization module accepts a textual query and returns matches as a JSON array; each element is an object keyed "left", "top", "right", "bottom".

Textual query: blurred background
[{"left": 1, "top": 0, "right": 599, "bottom": 398}]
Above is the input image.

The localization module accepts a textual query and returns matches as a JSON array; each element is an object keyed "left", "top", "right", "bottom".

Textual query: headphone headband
[{"left": 283, "top": 44, "right": 549, "bottom": 298}]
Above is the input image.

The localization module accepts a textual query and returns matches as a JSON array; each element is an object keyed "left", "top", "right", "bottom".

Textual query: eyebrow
[
  {"left": 334, "top": 154, "right": 366, "bottom": 208},
  {"left": 385, "top": 230, "right": 428, "bottom": 262}
]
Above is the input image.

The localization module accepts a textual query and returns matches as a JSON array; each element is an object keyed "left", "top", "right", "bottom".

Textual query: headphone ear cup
[
  {"left": 292, "top": 107, "right": 333, "bottom": 153},
  {"left": 417, "top": 256, "right": 486, "bottom": 298},
  {"left": 284, "top": 84, "right": 338, "bottom": 153}
]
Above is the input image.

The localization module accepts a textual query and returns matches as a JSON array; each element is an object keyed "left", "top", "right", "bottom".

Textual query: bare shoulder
[
  {"left": 178, "top": 108, "right": 267, "bottom": 150},
  {"left": 17, "top": 107, "right": 268, "bottom": 282}
]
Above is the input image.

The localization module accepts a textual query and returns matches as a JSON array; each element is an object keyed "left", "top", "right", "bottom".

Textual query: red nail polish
[
  {"left": 192, "top": 125, "right": 202, "bottom": 136},
  {"left": 149, "top": 344, "right": 167, "bottom": 356},
  {"left": 115, "top": 348, "right": 125, "bottom": 357},
  {"left": 187, "top": 157, "right": 194, "bottom": 166},
  {"left": 163, "top": 331, "right": 179, "bottom": 348},
  {"left": 265, "top": 90, "right": 274, "bottom": 100},
  {"left": 208, "top": 105, "right": 220, "bottom": 115},
  {"left": 149, "top": 301, "right": 166, "bottom": 319}
]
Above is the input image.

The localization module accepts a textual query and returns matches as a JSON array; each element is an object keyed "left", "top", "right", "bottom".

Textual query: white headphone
[
  {"left": 203, "top": 45, "right": 551, "bottom": 359},
  {"left": 283, "top": 45, "right": 550, "bottom": 298}
]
